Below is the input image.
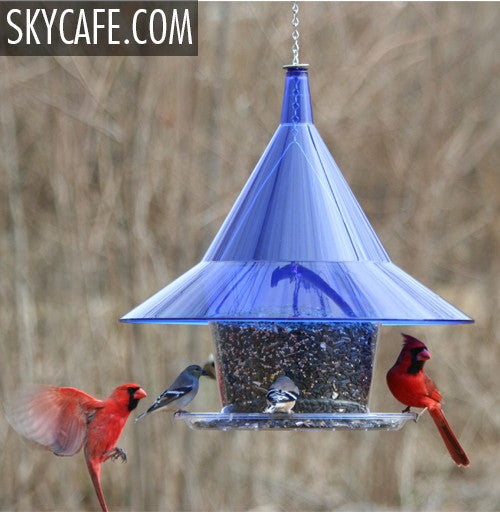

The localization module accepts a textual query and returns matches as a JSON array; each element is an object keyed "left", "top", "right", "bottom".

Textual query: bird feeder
[{"left": 121, "top": 7, "right": 472, "bottom": 431}]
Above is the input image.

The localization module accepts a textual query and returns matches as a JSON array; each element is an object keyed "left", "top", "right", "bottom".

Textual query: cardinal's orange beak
[
  {"left": 134, "top": 388, "right": 147, "bottom": 399},
  {"left": 417, "top": 349, "right": 431, "bottom": 361}
]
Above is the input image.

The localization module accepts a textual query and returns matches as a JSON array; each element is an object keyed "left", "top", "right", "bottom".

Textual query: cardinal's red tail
[
  {"left": 429, "top": 406, "right": 470, "bottom": 466},
  {"left": 85, "top": 446, "right": 109, "bottom": 512}
]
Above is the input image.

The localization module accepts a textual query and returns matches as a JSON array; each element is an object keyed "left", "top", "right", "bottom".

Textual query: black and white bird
[
  {"left": 264, "top": 376, "right": 300, "bottom": 413},
  {"left": 135, "top": 365, "right": 207, "bottom": 421}
]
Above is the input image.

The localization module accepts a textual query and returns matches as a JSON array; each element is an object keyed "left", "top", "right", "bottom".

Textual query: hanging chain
[
  {"left": 284, "top": 1, "right": 308, "bottom": 68},
  {"left": 291, "top": 1, "right": 300, "bottom": 66}
]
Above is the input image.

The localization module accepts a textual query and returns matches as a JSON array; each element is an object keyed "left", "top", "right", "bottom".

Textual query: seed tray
[{"left": 176, "top": 412, "right": 418, "bottom": 431}]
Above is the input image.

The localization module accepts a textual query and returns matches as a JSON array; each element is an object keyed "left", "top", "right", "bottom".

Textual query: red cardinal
[
  {"left": 6, "top": 383, "right": 147, "bottom": 511},
  {"left": 386, "top": 334, "right": 469, "bottom": 466}
]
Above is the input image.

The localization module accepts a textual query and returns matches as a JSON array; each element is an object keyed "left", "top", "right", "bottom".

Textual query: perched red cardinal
[
  {"left": 6, "top": 383, "right": 147, "bottom": 511},
  {"left": 386, "top": 334, "right": 469, "bottom": 466}
]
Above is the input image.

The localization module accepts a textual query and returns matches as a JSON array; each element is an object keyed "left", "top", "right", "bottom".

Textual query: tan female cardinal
[
  {"left": 386, "top": 334, "right": 469, "bottom": 466},
  {"left": 6, "top": 383, "right": 147, "bottom": 511}
]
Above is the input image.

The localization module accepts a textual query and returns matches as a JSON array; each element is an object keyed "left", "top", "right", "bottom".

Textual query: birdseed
[{"left": 210, "top": 321, "right": 379, "bottom": 413}]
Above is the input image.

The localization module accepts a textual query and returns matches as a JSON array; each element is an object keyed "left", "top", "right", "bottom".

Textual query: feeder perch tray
[{"left": 176, "top": 411, "right": 418, "bottom": 431}]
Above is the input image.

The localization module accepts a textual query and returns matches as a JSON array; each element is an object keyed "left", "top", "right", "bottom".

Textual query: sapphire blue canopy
[{"left": 121, "top": 68, "right": 472, "bottom": 325}]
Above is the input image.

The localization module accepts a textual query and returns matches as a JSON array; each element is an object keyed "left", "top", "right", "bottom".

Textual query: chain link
[{"left": 291, "top": 1, "right": 300, "bottom": 66}]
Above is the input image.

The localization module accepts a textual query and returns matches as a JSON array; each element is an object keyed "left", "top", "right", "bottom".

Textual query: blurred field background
[{"left": 1, "top": 1, "right": 499, "bottom": 510}]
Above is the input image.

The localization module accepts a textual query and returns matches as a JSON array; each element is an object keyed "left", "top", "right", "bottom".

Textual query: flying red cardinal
[
  {"left": 386, "top": 334, "right": 469, "bottom": 466},
  {"left": 6, "top": 383, "right": 147, "bottom": 511}
]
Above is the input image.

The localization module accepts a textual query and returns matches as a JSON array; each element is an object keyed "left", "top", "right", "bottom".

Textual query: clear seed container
[{"left": 210, "top": 321, "right": 379, "bottom": 413}]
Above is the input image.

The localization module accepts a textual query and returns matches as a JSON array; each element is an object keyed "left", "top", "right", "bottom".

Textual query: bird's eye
[
  {"left": 409, "top": 345, "right": 428, "bottom": 359},
  {"left": 127, "top": 386, "right": 138, "bottom": 395},
  {"left": 409, "top": 346, "right": 422, "bottom": 358}
]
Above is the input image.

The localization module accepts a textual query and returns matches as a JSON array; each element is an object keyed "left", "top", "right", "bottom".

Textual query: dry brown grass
[{"left": 1, "top": 2, "right": 499, "bottom": 510}]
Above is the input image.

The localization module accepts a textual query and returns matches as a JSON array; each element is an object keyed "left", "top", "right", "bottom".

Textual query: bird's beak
[
  {"left": 201, "top": 369, "right": 209, "bottom": 376},
  {"left": 417, "top": 349, "right": 431, "bottom": 361},
  {"left": 134, "top": 388, "right": 147, "bottom": 399}
]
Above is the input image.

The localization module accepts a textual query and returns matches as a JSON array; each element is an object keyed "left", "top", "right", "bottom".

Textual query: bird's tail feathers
[
  {"left": 134, "top": 411, "right": 148, "bottom": 422},
  {"left": 85, "top": 447, "right": 108, "bottom": 512},
  {"left": 429, "top": 406, "right": 470, "bottom": 466},
  {"left": 135, "top": 402, "right": 164, "bottom": 422}
]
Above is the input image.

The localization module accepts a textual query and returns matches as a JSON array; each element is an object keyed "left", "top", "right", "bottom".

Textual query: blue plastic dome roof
[{"left": 121, "top": 67, "right": 472, "bottom": 325}]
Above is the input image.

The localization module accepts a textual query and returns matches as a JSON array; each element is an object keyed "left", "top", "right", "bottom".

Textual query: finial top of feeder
[{"left": 282, "top": 64, "right": 309, "bottom": 69}]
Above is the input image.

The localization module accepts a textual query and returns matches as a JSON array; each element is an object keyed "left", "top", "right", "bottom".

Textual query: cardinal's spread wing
[{"left": 6, "top": 385, "right": 102, "bottom": 456}]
